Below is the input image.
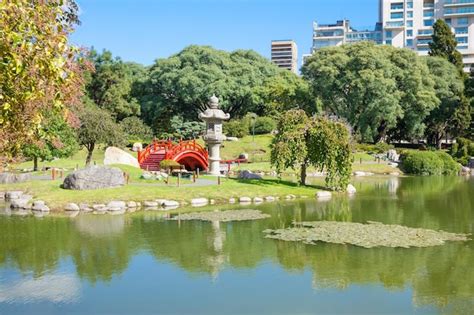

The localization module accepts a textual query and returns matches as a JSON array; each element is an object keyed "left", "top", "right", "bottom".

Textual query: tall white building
[
  {"left": 311, "top": 0, "right": 474, "bottom": 72},
  {"left": 380, "top": 0, "right": 473, "bottom": 71},
  {"left": 271, "top": 40, "right": 298, "bottom": 74}
]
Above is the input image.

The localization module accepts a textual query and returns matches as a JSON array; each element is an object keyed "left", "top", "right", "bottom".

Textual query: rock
[
  {"left": 62, "top": 166, "right": 126, "bottom": 190},
  {"left": 253, "top": 197, "right": 263, "bottom": 203},
  {"left": 32, "top": 200, "right": 45, "bottom": 208},
  {"left": 65, "top": 203, "right": 80, "bottom": 211},
  {"left": 107, "top": 201, "right": 126, "bottom": 209},
  {"left": 265, "top": 196, "right": 276, "bottom": 202},
  {"left": 239, "top": 153, "right": 249, "bottom": 160},
  {"left": 354, "top": 171, "right": 366, "bottom": 176},
  {"left": 127, "top": 201, "right": 138, "bottom": 208},
  {"left": 79, "top": 203, "right": 93, "bottom": 212},
  {"left": 32, "top": 201, "right": 50, "bottom": 212},
  {"left": 0, "top": 192, "right": 4, "bottom": 199},
  {"left": 461, "top": 166, "right": 471, "bottom": 175},
  {"left": 229, "top": 198, "right": 236, "bottom": 204},
  {"left": 210, "top": 199, "right": 215, "bottom": 205},
  {"left": 0, "top": 172, "right": 31, "bottom": 184},
  {"left": 6, "top": 191, "right": 23, "bottom": 199},
  {"left": 163, "top": 200, "right": 179, "bottom": 208},
  {"left": 239, "top": 197, "right": 251, "bottom": 203},
  {"left": 155, "top": 199, "right": 167, "bottom": 206},
  {"left": 226, "top": 137, "right": 239, "bottom": 142},
  {"left": 10, "top": 198, "right": 29, "bottom": 209},
  {"left": 141, "top": 172, "right": 153, "bottom": 180},
  {"left": 347, "top": 184, "right": 357, "bottom": 195},
  {"left": 132, "top": 142, "right": 143, "bottom": 152},
  {"left": 144, "top": 201, "right": 159, "bottom": 207},
  {"left": 316, "top": 191, "right": 332, "bottom": 199},
  {"left": 238, "top": 170, "right": 262, "bottom": 180},
  {"left": 92, "top": 204, "right": 107, "bottom": 211},
  {"left": 387, "top": 149, "right": 400, "bottom": 162},
  {"left": 191, "top": 198, "right": 208, "bottom": 207},
  {"left": 285, "top": 194, "right": 296, "bottom": 200},
  {"left": 103, "top": 146, "right": 140, "bottom": 168},
  {"left": 390, "top": 172, "right": 400, "bottom": 176}
]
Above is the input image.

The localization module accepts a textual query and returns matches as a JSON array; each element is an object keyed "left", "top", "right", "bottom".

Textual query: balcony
[
  {"left": 444, "top": 6, "right": 474, "bottom": 15},
  {"left": 444, "top": 0, "right": 474, "bottom": 7},
  {"left": 385, "top": 21, "right": 405, "bottom": 29},
  {"left": 417, "top": 29, "right": 433, "bottom": 37}
]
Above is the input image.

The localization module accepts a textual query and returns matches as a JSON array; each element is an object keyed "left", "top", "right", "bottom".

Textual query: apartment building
[
  {"left": 381, "top": 0, "right": 473, "bottom": 71},
  {"left": 310, "top": 1, "right": 474, "bottom": 72},
  {"left": 271, "top": 40, "right": 298, "bottom": 73}
]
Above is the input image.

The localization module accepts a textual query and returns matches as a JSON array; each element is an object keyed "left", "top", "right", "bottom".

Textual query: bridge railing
[
  {"left": 165, "top": 140, "right": 209, "bottom": 163},
  {"left": 138, "top": 139, "right": 174, "bottom": 164}
]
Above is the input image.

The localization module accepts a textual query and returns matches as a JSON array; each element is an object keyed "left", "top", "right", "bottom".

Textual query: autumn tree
[{"left": 0, "top": 0, "right": 86, "bottom": 163}]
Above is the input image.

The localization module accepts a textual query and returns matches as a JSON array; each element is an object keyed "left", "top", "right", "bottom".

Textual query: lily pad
[
  {"left": 168, "top": 210, "right": 271, "bottom": 222},
  {"left": 264, "top": 221, "right": 470, "bottom": 248}
]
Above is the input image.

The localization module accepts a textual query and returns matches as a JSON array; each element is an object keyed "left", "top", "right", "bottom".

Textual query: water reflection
[{"left": 0, "top": 176, "right": 473, "bottom": 313}]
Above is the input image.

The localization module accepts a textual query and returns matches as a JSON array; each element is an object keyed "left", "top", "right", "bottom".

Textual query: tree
[
  {"left": 85, "top": 50, "right": 143, "bottom": 121},
  {"left": 302, "top": 42, "right": 438, "bottom": 143},
  {"left": 429, "top": 20, "right": 464, "bottom": 74},
  {"left": 168, "top": 116, "right": 205, "bottom": 140},
  {"left": 0, "top": 0, "right": 86, "bottom": 163},
  {"left": 22, "top": 113, "right": 79, "bottom": 171},
  {"left": 424, "top": 57, "right": 469, "bottom": 148},
  {"left": 77, "top": 105, "right": 125, "bottom": 166},
  {"left": 119, "top": 116, "right": 153, "bottom": 143},
  {"left": 271, "top": 110, "right": 352, "bottom": 190},
  {"left": 140, "top": 45, "right": 294, "bottom": 132},
  {"left": 466, "top": 66, "right": 474, "bottom": 140}
]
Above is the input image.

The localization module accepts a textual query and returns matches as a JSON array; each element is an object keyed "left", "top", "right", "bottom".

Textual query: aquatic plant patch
[
  {"left": 263, "top": 221, "right": 470, "bottom": 248},
  {"left": 169, "top": 210, "right": 270, "bottom": 222}
]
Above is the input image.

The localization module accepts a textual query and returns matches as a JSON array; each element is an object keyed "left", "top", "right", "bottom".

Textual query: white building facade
[
  {"left": 311, "top": 0, "right": 474, "bottom": 72},
  {"left": 271, "top": 40, "right": 298, "bottom": 74}
]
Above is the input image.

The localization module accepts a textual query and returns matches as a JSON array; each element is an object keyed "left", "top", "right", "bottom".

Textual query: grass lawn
[
  {"left": 220, "top": 134, "right": 272, "bottom": 162},
  {"left": 0, "top": 176, "right": 320, "bottom": 211}
]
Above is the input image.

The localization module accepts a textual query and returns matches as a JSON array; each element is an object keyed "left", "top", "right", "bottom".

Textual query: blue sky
[{"left": 72, "top": 0, "right": 379, "bottom": 66}]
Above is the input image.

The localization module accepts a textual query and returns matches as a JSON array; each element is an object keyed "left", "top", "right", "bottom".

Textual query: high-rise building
[
  {"left": 271, "top": 40, "right": 298, "bottom": 73},
  {"left": 380, "top": 0, "right": 473, "bottom": 72},
  {"left": 310, "top": 1, "right": 474, "bottom": 72},
  {"left": 312, "top": 20, "right": 382, "bottom": 51}
]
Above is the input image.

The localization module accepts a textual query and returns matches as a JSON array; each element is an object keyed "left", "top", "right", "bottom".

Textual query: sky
[{"left": 71, "top": 0, "right": 379, "bottom": 66}]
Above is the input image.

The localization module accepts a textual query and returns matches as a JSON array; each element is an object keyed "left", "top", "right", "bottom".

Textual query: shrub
[
  {"left": 224, "top": 120, "right": 249, "bottom": 138},
  {"left": 252, "top": 116, "right": 276, "bottom": 135},
  {"left": 450, "top": 137, "right": 474, "bottom": 166},
  {"left": 355, "top": 142, "right": 395, "bottom": 154},
  {"left": 160, "top": 159, "right": 181, "bottom": 170},
  {"left": 401, "top": 150, "right": 460, "bottom": 175}
]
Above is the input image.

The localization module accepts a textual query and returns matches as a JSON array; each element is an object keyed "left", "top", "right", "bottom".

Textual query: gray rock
[
  {"left": 0, "top": 173, "right": 31, "bottom": 184},
  {"left": 253, "top": 197, "right": 263, "bottom": 203},
  {"left": 265, "top": 196, "right": 276, "bottom": 202},
  {"left": 92, "top": 204, "right": 107, "bottom": 211},
  {"left": 238, "top": 170, "right": 262, "bottom": 180},
  {"left": 6, "top": 191, "right": 23, "bottom": 199},
  {"left": 127, "top": 201, "right": 138, "bottom": 208},
  {"left": 239, "top": 197, "right": 251, "bottom": 203},
  {"left": 316, "top": 191, "right": 332, "bottom": 199},
  {"left": 163, "top": 200, "right": 179, "bottom": 208},
  {"left": 0, "top": 192, "right": 5, "bottom": 199},
  {"left": 141, "top": 172, "right": 153, "bottom": 180},
  {"left": 79, "top": 203, "right": 93, "bottom": 212},
  {"left": 103, "top": 146, "right": 140, "bottom": 168},
  {"left": 62, "top": 166, "right": 125, "bottom": 190},
  {"left": 10, "top": 198, "right": 29, "bottom": 209},
  {"left": 387, "top": 149, "right": 400, "bottom": 162},
  {"left": 285, "top": 194, "right": 296, "bottom": 200},
  {"left": 65, "top": 203, "right": 80, "bottom": 212},
  {"left": 354, "top": 171, "right": 367, "bottom": 176},
  {"left": 107, "top": 201, "right": 126, "bottom": 210},
  {"left": 226, "top": 137, "right": 239, "bottom": 142},
  {"left": 191, "top": 198, "right": 208, "bottom": 207},
  {"left": 32, "top": 201, "right": 50, "bottom": 212},
  {"left": 229, "top": 198, "right": 236, "bottom": 204},
  {"left": 347, "top": 184, "right": 357, "bottom": 195},
  {"left": 144, "top": 201, "right": 159, "bottom": 207}
]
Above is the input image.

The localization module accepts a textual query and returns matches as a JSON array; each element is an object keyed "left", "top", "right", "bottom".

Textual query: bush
[
  {"left": 450, "top": 137, "right": 474, "bottom": 166},
  {"left": 253, "top": 116, "right": 276, "bottom": 135},
  {"left": 160, "top": 159, "right": 181, "bottom": 170},
  {"left": 355, "top": 142, "right": 395, "bottom": 154},
  {"left": 401, "top": 150, "right": 460, "bottom": 175},
  {"left": 120, "top": 117, "right": 154, "bottom": 142},
  {"left": 224, "top": 120, "right": 249, "bottom": 138}
]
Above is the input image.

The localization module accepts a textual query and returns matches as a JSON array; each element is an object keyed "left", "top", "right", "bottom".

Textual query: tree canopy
[
  {"left": 271, "top": 110, "right": 352, "bottom": 190},
  {"left": 302, "top": 42, "right": 438, "bottom": 143},
  {"left": 429, "top": 20, "right": 464, "bottom": 74},
  {"left": 0, "top": 0, "right": 86, "bottom": 162}
]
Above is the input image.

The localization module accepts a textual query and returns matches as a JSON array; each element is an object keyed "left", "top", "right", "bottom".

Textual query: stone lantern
[{"left": 199, "top": 95, "right": 230, "bottom": 176}]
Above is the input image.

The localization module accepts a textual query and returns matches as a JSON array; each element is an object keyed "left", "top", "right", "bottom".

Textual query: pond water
[{"left": 0, "top": 176, "right": 473, "bottom": 314}]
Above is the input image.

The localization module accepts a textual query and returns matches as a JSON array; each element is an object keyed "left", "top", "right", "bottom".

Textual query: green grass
[
  {"left": 220, "top": 135, "right": 272, "bottom": 162},
  {"left": 0, "top": 177, "right": 319, "bottom": 211}
]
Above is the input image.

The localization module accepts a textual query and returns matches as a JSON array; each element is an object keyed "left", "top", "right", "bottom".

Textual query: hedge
[{"left": 401, "top": 151, "right": 460, "bottom": 175}]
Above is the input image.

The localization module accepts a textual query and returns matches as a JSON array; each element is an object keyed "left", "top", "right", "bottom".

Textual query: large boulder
[
  {"left": 0, "top": 172, "right": 31, "bottom": 184},
  {"left": 103, "top": 146, "right": 140, "bottom": 168},
  {"left": 62, "top": 166, "right": 126, "bottom": 190},
  {"left": 238, "top": 170, "right": 262, "bottom": 180}
]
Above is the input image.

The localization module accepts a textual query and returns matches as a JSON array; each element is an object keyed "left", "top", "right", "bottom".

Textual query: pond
[{"left": 0, "top": 176, "right": 473, "bottom": 314}]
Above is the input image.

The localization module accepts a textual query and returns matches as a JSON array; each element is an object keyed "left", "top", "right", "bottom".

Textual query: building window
[
  {"left": 458, "top": 17, "right": 469, "bottom": 25},
  {"left": 407, "top": 20, "right": 414, "bottom": 27},
  {"left": 406, "top": 39, "right": 414, "bottom": 46},
  {"left": 386, "top": 39, "right": 392, "bottom": 45},
  {"left": 391, "top": 12, "right": 404, "bottom": 19},
  {"left": 424, "top": 19, "right": 434, "bottom": 27},
  {"left": 391, "top": 3, "right": 404, "bottom": 10},
  {"left": 445, "top": 18, "right": 452, "bottom": 26},
  {"left": 407, "top": 29, "right": 413, "bottom": 37},
  {"left": 385, "top": 31, "right": 393, "bottom": 38},
  {"left": 457, "top": 36, "right": 468, "bottom": 44},
  {"left": 407, "top": 11, "right": 413, "bottom": 18},
  {"left": 455, "top": 27, "right": 468, "bottom": 34},
  {"left": 407, "top": 1, "right": 413, "bottom": 9},
  {"left": 423, "top": 10, "right": 434, "bottom": 18}
]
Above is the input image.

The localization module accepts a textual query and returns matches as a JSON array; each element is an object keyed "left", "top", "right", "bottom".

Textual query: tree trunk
[
  {"left": 300, "top": 162, "right": 307, "bottom": 186},
  {"left": 33, "top": 156, "right": 38, "bottom": 172},
  {"left": 85, "top": 143, "right": 95, "bottom": 166},
  {"left": 436, "top": 132, "right": 443, "bottom": 150}
]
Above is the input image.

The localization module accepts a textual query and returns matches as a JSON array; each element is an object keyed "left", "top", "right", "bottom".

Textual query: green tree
[
  {"left": 85, "top": 50, "right": 143, "bottom": 121},
  {"left": 424, "top": 57, "right": 469, "bottom": 148},
  {"left": 466, "top": 66, "right": 474, "bottom": 139},
  {"left": 168, "top": 116, "right": 205, "bottom": 140},
  {"left": 0, "top": 0, "right": 86, "bottom": 162},
  {"left": 271, "top": 110, "right": 352, "bottom": 190},
  {"left": 302, "top": 42, "right": 438, "bottom": 143},
  {"left": 22, "top": 113, "right": 79, "bottom": 171},
  {"left": 429, "top": 19, "right": 464, "bottom": 74},
  {"left": 119, "top": 116, "right": 154, "bottom": 143},
  {"left": 140, "top": 45, "right": 294, "bottom": 132},
  {"left": 77, "top": 105, "right": 125, "bottom": 166}
]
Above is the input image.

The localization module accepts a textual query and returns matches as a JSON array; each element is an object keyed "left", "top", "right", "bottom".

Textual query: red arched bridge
[{"left": 138, "top": 140, "right": 209, "bottom": 172}]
